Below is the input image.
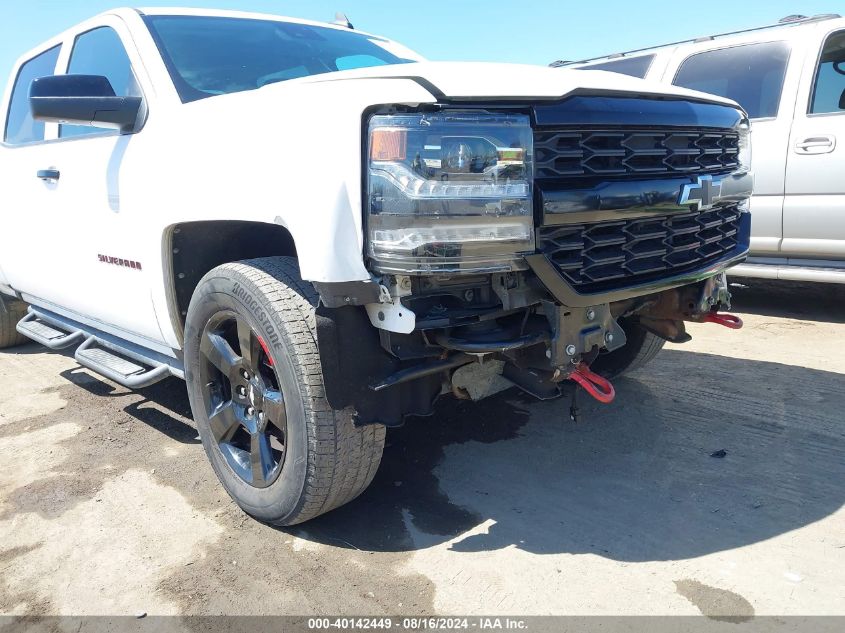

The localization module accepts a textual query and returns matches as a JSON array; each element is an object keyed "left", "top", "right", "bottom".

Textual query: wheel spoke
[
  {"left": 250, "top": 432, "right": 275, "bottom": 485},
  {"left": 261, "top": 390, "right": 286, "bottom": 429},
  {"left": 200, "top": 310, "right": 287, "bottom": 489},
  {"left": 237, "top": 317, "right": 259, "bottom": 372},
  {"left": 201, "top": 332, "right": 241, "bottom": 378},
  {"left": 208, "top": 401, "right": 241, "bottom": 443}
]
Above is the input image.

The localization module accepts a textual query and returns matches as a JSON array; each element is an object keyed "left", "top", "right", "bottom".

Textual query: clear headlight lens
[
  {"left": 737, "top": 119, "right": 752, "bottom": 173},
  {"left": 366, "top": 111, "right": 534, "bottom": 274}
]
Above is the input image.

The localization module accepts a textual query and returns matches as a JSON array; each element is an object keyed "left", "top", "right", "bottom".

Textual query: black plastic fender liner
[{"left": 314, "top": 304, "right": 440, "bottom": 427}]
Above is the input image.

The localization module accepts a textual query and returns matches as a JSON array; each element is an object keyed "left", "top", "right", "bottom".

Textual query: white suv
[{"left": 559, "top": 13, "right": 845, "bottom": 284}]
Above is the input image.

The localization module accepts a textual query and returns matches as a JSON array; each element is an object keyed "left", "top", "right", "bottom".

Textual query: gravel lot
[{"left": 0, "top": 279, "right": 843, "bottom": 619}]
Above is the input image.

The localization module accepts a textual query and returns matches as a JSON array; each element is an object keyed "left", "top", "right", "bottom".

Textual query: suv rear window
[
  {"left": 673, "top": 41, "right": 790, "bottom": 119},
  {"left": 577, "top": 54, "right": 655, "bottom": 78},
  {"left": 810, "top": 30, "right": 845, "bottom": 114}
]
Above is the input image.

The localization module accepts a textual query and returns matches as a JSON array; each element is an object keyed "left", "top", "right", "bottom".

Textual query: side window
[
  {"left": 4, "top": 45, "right": 61, "bottom": 145},
  {"left": 60, "top": 27, "right": 140, "bottom": 138},
  {"left": 577, "top": 54, "right": 655, "bottom": 79},
  {"left": 673, "top": 41, "right": 791, "bottom": 119},
  {"left": 810, "top": 30, "right": 845, "bottom": 114}
]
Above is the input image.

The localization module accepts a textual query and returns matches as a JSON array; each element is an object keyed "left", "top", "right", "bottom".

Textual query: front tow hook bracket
[
  {"left": 702, "top": 312, "right": 744, "bottom": 329},
  {"left": 569, "top": 362, "right": 616, "bottom": 404}
]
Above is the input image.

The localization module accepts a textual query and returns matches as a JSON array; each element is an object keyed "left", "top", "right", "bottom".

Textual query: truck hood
[{"left": 295, "top": 61, "right": 741, "bottom": 109}]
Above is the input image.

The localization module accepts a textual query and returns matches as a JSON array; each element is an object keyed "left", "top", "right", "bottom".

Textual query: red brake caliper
[
  {"left": 257, "top": 336, "right": 274, "bottom": 366},
  {"left": 569, "top": 362, "right": 616, "bottom": 404},
  {"left": 703, "top": 312, "right": 744, "bottom": 329}
]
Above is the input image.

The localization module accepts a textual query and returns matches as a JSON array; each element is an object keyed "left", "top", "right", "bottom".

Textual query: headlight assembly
[{"left": 366, "top": 111, "right": 534, "bottom": 274}]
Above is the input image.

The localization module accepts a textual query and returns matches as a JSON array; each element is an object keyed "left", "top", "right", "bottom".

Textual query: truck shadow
[
  {"left": 15, "top": 333, "right": 843, "bottom": 564},
  {"left": 730, "top": 277, "right": 845, "bottom": 323},
  {"left": 298, "top": 349, "right": 845, "bottom": 563},
  {"left": 57, "top": 365, "right": 200, "bottom": 445}
]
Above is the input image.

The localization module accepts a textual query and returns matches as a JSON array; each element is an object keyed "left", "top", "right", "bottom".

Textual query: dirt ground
[{"left": 0, "top": 279, "right": 843, "bottom": 619}]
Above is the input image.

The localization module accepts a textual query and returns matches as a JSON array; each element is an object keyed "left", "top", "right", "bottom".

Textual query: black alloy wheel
[
  {"left": 198, "top": 311, "right": 287, "bottom": 488},
  {"left": 184, "top": 258, "right": 386, "bottom": 525}
]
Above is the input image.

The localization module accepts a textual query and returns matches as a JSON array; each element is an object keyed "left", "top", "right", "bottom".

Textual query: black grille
[
  {"left": 538, "top": 206, "right": 742, "bottom": 293},
  {"left": 534, "top": 128, "right": 739, "bottom": 180}
]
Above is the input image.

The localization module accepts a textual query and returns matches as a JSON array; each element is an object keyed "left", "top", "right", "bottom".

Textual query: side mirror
[{"left": 29, "top": 75, "right": 143, "bottom": 134}]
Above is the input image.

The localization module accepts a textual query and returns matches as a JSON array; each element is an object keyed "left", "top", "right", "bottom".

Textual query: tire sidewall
[
  {"left": 591, "top": 317, "right": 655, "bottom": 379},
  {"left": 184, "top": 271, "right": 310, "bottom": 522}
]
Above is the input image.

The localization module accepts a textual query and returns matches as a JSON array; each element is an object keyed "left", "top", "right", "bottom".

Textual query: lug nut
[
  {"left": 241, "top": 370, "right": 250, "bottom": 380},
  {"left": 237, "top": 386, "right": 246, "bottom": 397},
  {"left": 565, "top": 344, "right": 577, "bottom": 356},
  {"left": 246, "top": 407, "right": 255, "bottom": 417},
  {"left": 605, "top": 332, "right": 614, "bottom": 344},
  {"left": 586, "top": 308, "right": 596, "bottom": 321}
]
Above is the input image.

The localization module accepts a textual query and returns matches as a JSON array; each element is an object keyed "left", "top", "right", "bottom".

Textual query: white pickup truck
[{"left": 0, "top": 7, "right": 752, "bottom": 525}]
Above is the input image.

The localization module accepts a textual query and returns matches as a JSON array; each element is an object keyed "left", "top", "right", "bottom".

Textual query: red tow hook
[
  {"left": 569, "top": 362, "right": 616, "bottom": 404},
  {"left": 703, "top": 312, "right": 744, "bottom": 330}
]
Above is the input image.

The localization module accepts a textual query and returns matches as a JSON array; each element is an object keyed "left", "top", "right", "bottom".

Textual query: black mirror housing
[{"left": 29, "top": 74, "right": 142, "bottom": 133}]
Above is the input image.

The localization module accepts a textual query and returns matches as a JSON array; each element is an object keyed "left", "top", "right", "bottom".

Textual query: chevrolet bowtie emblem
[{"left": 678, "top": 174, "right": 723, "bottom": 211}]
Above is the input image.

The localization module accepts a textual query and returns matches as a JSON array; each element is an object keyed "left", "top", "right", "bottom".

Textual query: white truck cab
[
  {"left": 560, "top": 13, "right": 845, "bottom": 284},
  {"left": 0, "top": 7, "right": 752, "bottom": 525}
]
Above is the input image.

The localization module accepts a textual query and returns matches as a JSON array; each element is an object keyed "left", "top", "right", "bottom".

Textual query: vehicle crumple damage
[
  {"left": 625, "top": 273, "right": 742, "bottom": 344},
  {"left": 315, "top": 271, "right": 744, "bottom": 426},
  {"left": 313, "top": 94, "right": 750, "bottom": 425}
]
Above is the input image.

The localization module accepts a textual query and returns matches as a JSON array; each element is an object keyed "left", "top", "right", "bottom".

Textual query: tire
[
  {"left": 590, "top": 317, "right": 666, "bottom": 379},
  {"left": 183, "top": 257, "right": 385, "bottom": 526},
  {"left": 0, "top": 297, "right": 29, "bottom": 349}
]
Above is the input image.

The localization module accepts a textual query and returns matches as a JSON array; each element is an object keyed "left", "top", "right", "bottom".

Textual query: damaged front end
[
  {"left": 315, "top": 95, "right": 752, "bottom": 426},
  {"left": 380, "top": 269, "right": 742, "bottom": 402},
  {"left": 315, "top": 268, "right": 743, "bottom": 426}
]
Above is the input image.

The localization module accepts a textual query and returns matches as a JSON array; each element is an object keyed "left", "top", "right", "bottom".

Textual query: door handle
[
  {"left": 794, "top": 136, "right": 836, "bottom": 154},
  {"left": 36, "top": 169, "right": 60, "bottom": 182}
]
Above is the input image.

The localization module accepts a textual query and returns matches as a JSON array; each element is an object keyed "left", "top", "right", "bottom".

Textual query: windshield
[{"left": 143, "top": 15, "right": 416, "bottom": 103}]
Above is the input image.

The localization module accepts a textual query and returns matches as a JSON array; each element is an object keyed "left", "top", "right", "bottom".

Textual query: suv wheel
[
  {"left": 184, "top": 257, "right": 384, "bottom": 525},
  {"left": 0, "top": 297, "right": 29, "bottom": 349}
]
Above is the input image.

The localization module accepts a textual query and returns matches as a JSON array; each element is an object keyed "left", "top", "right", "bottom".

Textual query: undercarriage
[{"left": 314, "top": 265, "right": 744, "bottom": 427}]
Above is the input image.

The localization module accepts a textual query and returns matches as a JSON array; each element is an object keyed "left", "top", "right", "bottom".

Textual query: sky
[{"left": 0, "top": 0, "right": 841, "bottom": 82}]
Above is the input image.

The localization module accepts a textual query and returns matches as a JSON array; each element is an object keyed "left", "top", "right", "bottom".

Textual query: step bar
[
  {"left": 16, "top": 312, "right": 86, "bottom": 350},
  {"left": 730, "top": 261, "right": 845, "bottom": 284},
  {"left": 16, "top": 307, "right": 183, "bottom": 389}
]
